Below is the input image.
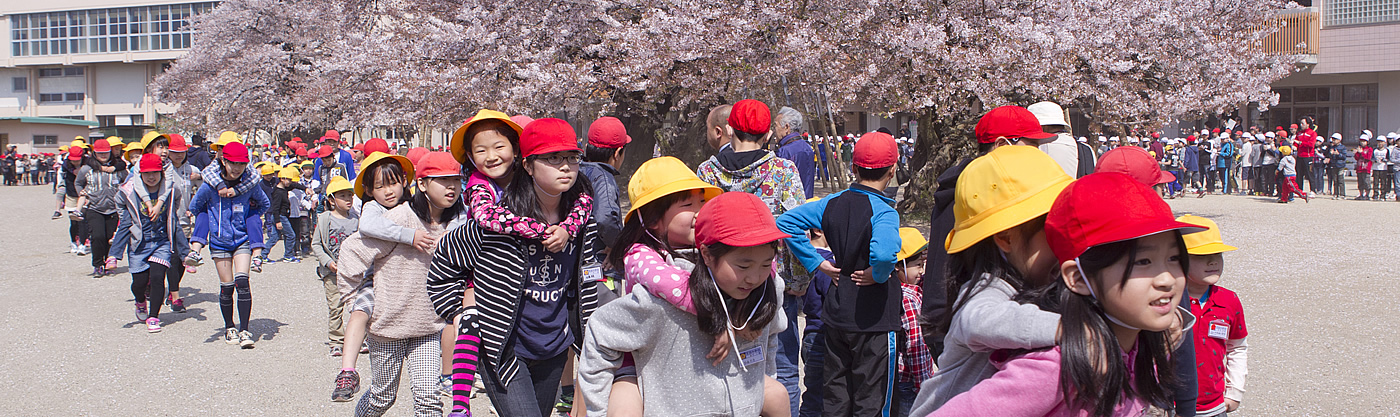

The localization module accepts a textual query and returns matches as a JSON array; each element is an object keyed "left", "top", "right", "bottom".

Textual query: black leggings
[
  {"left": 167, "top": 257, "right": 186, "bottom": 297},
  {"left": 131, "top": 262, "right": 168, "bottom": 319},
  {"left": 85, "top": 210, "right": 117, "bottom": 268},
  {"left": 290, "top": 216, "right": 308, "bottom": 255}
]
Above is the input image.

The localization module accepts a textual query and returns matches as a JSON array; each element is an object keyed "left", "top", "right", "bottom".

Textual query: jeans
[
  {"left": 268, "top": 215, "right": 295, "bottom": 258},
  {"left": 799, "top": 330, "right": 827, "bottom": 417},
  {"left": 1328, "top": 167, "right": 1346, "bottom": 197},
  {"left": 777, "top": 294, "right": 803, "bottom": 417},
  {"left": 896, "top": 382, "right": 919, "bottom": 417},
  {"left": 482, "top": 352, "right": 568, "bottom": 417},
  {"left": 1357, "top": 171, "right": 1371, "bottom": 198}
]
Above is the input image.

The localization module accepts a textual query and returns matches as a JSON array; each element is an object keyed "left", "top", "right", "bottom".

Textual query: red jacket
[
  {"left": 1295, "top": 129, "right": 1318, "bottom": 157},
  {"left": 1356, "top": 147, "right": 1374, "bottom": 171}
]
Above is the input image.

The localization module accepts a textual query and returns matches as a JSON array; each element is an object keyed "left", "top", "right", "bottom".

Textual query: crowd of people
[
  {"left": 1, "top": 147, "right": 61, "bottom": 187},
  {"left": 49, "top": 99, "right": 1269, "bottom": 417}
]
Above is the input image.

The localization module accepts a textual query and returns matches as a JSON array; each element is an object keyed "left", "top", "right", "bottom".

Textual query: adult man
[
  {"left": 1027, "top": 101, "right": 1080, "bottom": 177},
  {"left": 1239, "top": 134, "right": 1255, "bottom": 195},
  {"left": 1295, "top": 117, "right": 1319, "bottom": 194},
  {"left": 312, "top": 130, "right": 356, "bottom": 182},
  {"left": 705, "top": 104, "right": 734, "bottom": 152},
  {"left": 773, "top": 106, "right": 815, "bottom": 199}
]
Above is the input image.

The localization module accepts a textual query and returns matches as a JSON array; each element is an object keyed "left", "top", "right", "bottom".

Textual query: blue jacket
[
  {"left": 579, "top": 161, "right": 623, "bottom": 249},
  {"left": 778, "top": 184, "right": 902, "bottom": 332},
  {"left": 1183, "top": 145, "right": 1200, "bottom": 172},
  {"left": 1216, "top": 142, "right": 1234, "bottom": 168},
  {"left": 775, "top": 133, "right": 816, "bottom": 199},
  {"left": 189, "top": 179, "right": 271, "bottom": 252},
  {"left": 108, "top": 178, "right": 190, "bottom": 264},
  {"left": 313, "top": 148, "right": 357, "bottom": 182}
]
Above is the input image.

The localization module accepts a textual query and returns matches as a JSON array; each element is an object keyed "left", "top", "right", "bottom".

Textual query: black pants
[
  {"left": 295, "top": 216, "right": 313, "bottom": 255},
  {"left": 131, "top": 262, "right": 168, "bottom": 318},
  {"left": 1328, "top": 167, "right": 1346, "bottom": 197},
  {"left": 1259, "top": 164, "right": 1278, "bottom": 196},
  {"left": 1296, "top": 157, "right": 1313, "bottom": 192},
  {"left": 822, "top": 328, "right": 901, "bottom": 417},
  {"left": 483, "top": 351, "right": 568, "bottom": 417},
  {"left": 167, "top": 256, "right": 186, "bottom": 297},
  {"left": 85, "top": 209, "right": 117, "bottom": 268}
]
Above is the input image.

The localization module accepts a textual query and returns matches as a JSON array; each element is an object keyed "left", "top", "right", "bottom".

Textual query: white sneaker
[
  {"left": 225, "top": 328, "right": 241, "bottom": 345},
  {"left": 69, "top": 242, "right": 77, "bottom": 254},
  {"left": 76, "top": 245, "right": 89, "bottom": 255},
  {"left": 239, "top": 330, "right": 256, "bottom": 349}
]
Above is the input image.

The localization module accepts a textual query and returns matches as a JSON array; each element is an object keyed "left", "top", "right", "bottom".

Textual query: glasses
[{"left": 534, "top": 154, "right": 582, "bottom": 166}]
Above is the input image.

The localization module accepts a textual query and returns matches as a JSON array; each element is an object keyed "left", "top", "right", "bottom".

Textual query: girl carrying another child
[
  {"left": 931, "top": 172, "right": 1200, "bottom": 416},
  {"left": 580, "top": 191, "right": 789, "bottom": 416},
  {"left": 186, "top": 141, "right": 270, "bottom": 348},
  {"left": 115, "top": 153, "right": 186, "bottom": 333},
  {"left": 336, "top": 152, "right": 464, "bottom": 416}
]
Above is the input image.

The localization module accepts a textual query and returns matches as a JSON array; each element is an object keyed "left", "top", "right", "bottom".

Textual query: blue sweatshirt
[
  {"left": 778, "top": 184, "right": 902, "bottom": 332},
  {"left": 189, "top": 180, "right": 271, "bottom": 252}
]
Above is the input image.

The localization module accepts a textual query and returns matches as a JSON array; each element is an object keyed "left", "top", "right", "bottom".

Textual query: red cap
[
  {"left": 351, "top": 143, "right": 363, "bottom": 151},
  {"left": 521, "top": 118, "right": 580, "bottom": 158},
  {"left": 1289, "top": 124, "right": 1298, "bottom": 129},
  {"left": 406, "top": 147, "right": 429, "bottom": 165},
  {"left": 727, "top": 99, "right": 771, "bottom": 136},
  {"left": 291, "top": 137, "right": 303, "bottom": 143},
  {"left": 853, "top": 132, "right": 899, "bottom": 169},
  {"left": 1046, "top": 173, "right": 1204, "bottom": 261},
  {"left": 92, "top": 140, "right": 112, "bottom": 153},
  {"left": 1095, "top": 147, "right": 1175, "bottom": 186},
  {"left": 511, "top": 115, "right": 536, "bottom": 129},
  {"left": 415, "top": 152, "right": 460, "bottom": 179},
  {"left": 363, "top": 138, "right": 390, "bottom": 157},
  {"left": 974, "top": 106, "right": 1057, "bottom": 144},
  {"left": 295, "top": 147, "right": 309, "bottom": 157},
  {"left": 695, "top": 192, "right": 791, "bottom": 247},
  {"left": 138, "top": 153, "right": 164, "bottom": 173},
  {"left": 67, "top": 146, "right": 84, "bottom": 161},
  {"left": 587, "top": 116, "right": 632, "bottom": 148},
  {"left": 317, "top": 145, "right": 336, "bottom": 158},
  {"left": 222, "top": 142, "right": 250, "bottom": 163},
  {"left": 168, "top": 134, "right": 189, "bottom": 152},
  {"left": 320, "top": 129, "right": 341, "bottom": 143},
  {"left": 1151, "top": 132, "right": 1160, "bottom": 139},
  {"left": 1211, "top": 128, "right": 1220, "bottom": 134},
  {"left": 1187, "top": 135, "right": 1196, "bottom": 143}
]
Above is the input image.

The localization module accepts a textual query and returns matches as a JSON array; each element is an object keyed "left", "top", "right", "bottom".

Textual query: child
[
  {"left": 270, "top": 165, "right": 307, "bottom": 262},
  {"left": 331, "top": 151, "right": 418, "bottom": 402},
  {"left": 115, "top": 153, "right": 186, "bottom": 332},
  {"left": 111, "top": 132, "right": 196, "bottom": 312},
  {"left": 429, "top": 118, "right": 603, "bottom": 417},
  {"left": 1277, "top": 146, "right": 1309, "bottom": 203},
  {"left": 337, "top": 153, "right": 461, "bottom": 416},
  {"left": 581, "top": 116, "right": 629, "bottom": 251},
  {"left": 1355, "top": 137, "right": 1374, "bottom": 200},
  {"left": 777, "top": 130, "right": 902, "bottom": 415},
  {"left": 430, "top": 110, "right": 596, "bottom": 416},
  {"left": 299, "top": 161, "right": 318, "bottom": 257},
  {"left": 931, "top": 172, "right": 1200, "bottom": 416},
  {"left": 258, "top": 162, "right": 284, "bottom": 263},
  {"left": 894, "top": 227, "right": 932, "bottom": 417},
  {"left": 1373, "top": 138, "right": 1390, "bottom": 200},
  {"left": 798, "top": 225, "right": 835, "bottom": 417},
  {"left": 193, "top": 134, "right": 269, "bottom": 272},
  {"left": 1178, "top": 215, "right": 1248, "bottom": 417},
  {"left": 910, "top": 146, "right": 1068, "bottom": 414},
  {"left": 187, "top": 141, "right": 270, "bottom": 348},
  {"left": 580, "top": 191, "right": 789, "bottom": 416},
  {"left": 75, "top": 139, "right": 128, "bottom": 276},
  {"left": 313, "top": 176, "right": 357, "bottom": 357}
]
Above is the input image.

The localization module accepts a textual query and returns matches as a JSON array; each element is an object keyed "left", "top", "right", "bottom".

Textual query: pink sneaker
[{"left": 104, "top": 257, "right": 118, "bottom": 270}]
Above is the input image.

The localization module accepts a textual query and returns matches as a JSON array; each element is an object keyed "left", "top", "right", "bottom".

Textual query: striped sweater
[
  {"left": 337, "top": 204, "right": 447, "bottom": 340},
  {"left": 427, "top": 218, "right": 603, "bottom": 383}
]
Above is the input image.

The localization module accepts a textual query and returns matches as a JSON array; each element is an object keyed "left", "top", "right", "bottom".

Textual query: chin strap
[
  {"left": 708, "top": 269, "right": 765, "bottom": 371},
  {"left": 1075, "top": 258, "right": 1142, "bottom": 331}
]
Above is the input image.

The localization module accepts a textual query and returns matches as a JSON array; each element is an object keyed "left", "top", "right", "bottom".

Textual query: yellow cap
[
  {"left": 138, "top": 131, "right": 170, "bottom": 150},
  {"left": 1280, "top": 145, "right": 1293, "bottom": 156},
  {"left": 106, "top": 136, "right": 126, "bottom": 149},
  {"left": 212, "top": 131, "right": 242, "bottom": 151},
  {"left": 300, "top": 161, "right": 314, "bottom": 169},
  {"left": 625, "top": 156, "right": 721, "bottom": 222},
  {"left": 259, "top": 162, "right": 277, "bottom": 176},
  {"left": 1177, "top": 215, "right": 1238, "bottom": 255},
  {"left": 946, "top": 146, "right": 1073, "bottom": 253},
  {"left": 451, "top": 109, "right": 522, "bottom": 165},
  {"left": 74, "top": 136, "right": 86, "bottom": 142},
  {"left": 123, "top": 141, "right": 145, "bottom": 159},
  {"left": 896, "top": 227, "right": 929, "bottom": 261},
  {"left": 70, "top": 139, "right": 89, "bottom": 149},
  {"left": 279, "top": 166, "right": 300, "bottom": 181},
  {"left": 325, "top": 176, "right": 353, "bottom": 196},
  {"left": 355, "top": 152, "right": 415, "bottom": 200},
  {"left": 59, "top": 146, "right": 69, "bottom": 153}
]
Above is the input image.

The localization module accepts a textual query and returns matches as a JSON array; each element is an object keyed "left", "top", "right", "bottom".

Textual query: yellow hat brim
[
  {"left": 1186, "top": 242, "right": 1238, "bottom": 255},
  {"left": 624, "top": 178, "right": 722, "bottom": 223},
  {"left": 945, "top": 177, "right": 1071, "bottom": 254},
  {"left": 451, "top": 110, "right": 522, "bottom": 165},
  {"left": 355, "top": 153, "right": 415, "bottom": 199}
]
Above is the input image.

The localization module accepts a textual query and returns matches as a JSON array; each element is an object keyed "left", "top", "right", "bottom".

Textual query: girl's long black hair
[
  {"left": 606, "top": 190, "right": 696, "bottom": 271},
  {"left": 688, "top": 242, "right": 780, "bottom": 336},
  {"left": 409, "top": 178, "right": 465, "bottom": 225},
  {"left": 1017, "top": 232, "right": 1189, "bottom": 417},
  {"left": 937, "top": 216, "right": 1046, "bottom": 336},
  {"left": 501, "top": 155, "right": 592, "bottom": 229}
]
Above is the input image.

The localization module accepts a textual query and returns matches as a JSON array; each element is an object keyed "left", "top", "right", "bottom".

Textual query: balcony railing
[{"left": 1256, "top": 8, "right": 1319, "bottom": 56}]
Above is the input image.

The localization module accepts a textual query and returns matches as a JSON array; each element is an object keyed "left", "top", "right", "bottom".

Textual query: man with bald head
[{"left": 706, "top": 104, "right": 734, "bottom": 151}]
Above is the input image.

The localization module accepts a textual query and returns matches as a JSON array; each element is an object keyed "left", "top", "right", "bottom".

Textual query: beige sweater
[{"left": 337, "top": 205, "right": 446, "bottom": 340}]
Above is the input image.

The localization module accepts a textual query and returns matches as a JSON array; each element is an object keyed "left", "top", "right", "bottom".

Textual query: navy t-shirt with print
[{"left": 512, "top": 240, "right": 578, "bottom": 360}]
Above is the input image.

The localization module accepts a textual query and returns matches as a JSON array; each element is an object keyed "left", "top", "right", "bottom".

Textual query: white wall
[
  {"left": 94, "top": 63, "right": 147, "bottom": 105},
  {"left": 1380, "top": 71, "right": 1400, "bottom": 135},
  {"left": 0, "top": 68, "right": 30, "bottom": 116}
]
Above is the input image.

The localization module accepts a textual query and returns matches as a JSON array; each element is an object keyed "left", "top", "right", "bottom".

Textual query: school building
[{"left": 0, "top": 1, "right": 218, "bottom": 154}]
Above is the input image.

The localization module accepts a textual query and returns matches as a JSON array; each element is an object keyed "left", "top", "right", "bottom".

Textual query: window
[
  {"left": 8, "top": 3, "right": 219, "bottom": 57},
  {"left": 37, "top": 68, "right": 62, "bottom": 78},
  {"left": 32, "top": 135, "right": 58, "bottom": 145},
  {"left": 65, "top": 93, "right": 85, "bottom": 101},
  {"left": 11, "top": 77, "right": 25, "bottom": 92},
  {"left": 131, "top": 115, "right": 144, "bottom": 125},
  {"left": 63, "top": 67, "right": 84, "bottom": 77},
  {"left": 97, "top": 115, "right": 114, "bottom": 126},
  {"left": 1325, "top": 0, "right": 1400, "bottom": 26},
  {"left": 38, "top": 93, "right": 64, "bottom": 103}
]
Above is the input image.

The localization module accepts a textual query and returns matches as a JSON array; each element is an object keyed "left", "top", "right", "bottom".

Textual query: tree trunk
[{"left": 896, "top": 107, "right": 978, "bottom": 215}]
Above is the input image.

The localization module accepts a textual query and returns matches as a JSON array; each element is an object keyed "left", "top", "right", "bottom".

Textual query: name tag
[
  {"left": 1208, "top": 320, "right": 1230, "bottom": 340},
  {"left": 582, "top": 263, "right": 604, "bottom": 282},
  {"left": 738, "top": 343, "right": 764, "bottom": 368},
  {"left": 231, "top": 203, "right": 245, "bottom": 214}
]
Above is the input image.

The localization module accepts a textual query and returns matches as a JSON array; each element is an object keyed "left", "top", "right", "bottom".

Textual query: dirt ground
[{"left": 1, "top": 179, "right": 1392, "bottom": 416}]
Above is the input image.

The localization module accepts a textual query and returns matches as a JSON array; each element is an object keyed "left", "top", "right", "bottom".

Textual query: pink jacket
[{"left": 929, "top": 347, "right": 1150, "bottom": 417}]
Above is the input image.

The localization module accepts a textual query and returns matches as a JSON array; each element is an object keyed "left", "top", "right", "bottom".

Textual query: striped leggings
[
  {"left": 449, "top": 309, "right": 483, "bottom": 415},
  {"left": 356, "top": 333, "right": 442, "bottom": 417}
]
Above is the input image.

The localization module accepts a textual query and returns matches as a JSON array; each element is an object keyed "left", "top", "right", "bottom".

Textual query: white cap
[
  {"left": 1110, "top": 136, "right": 1120, "bottom": 142},
  {"left": 1389, "top": 132, "right": 1399, "bottom": 139},
  {"left": 1332, "top": 133, "right": 1342, "bottom": 140},
  {"left": 1128, "top": 137, "right": 1140, "bottom": 144},
  {"left": 1266, "top": 132, "right": 1276, "bottom": 138},
  {"left": 1026, "top": 101, "right": 1069, "bottom": 127},
  {"left": 1363, "top": 129, "right": 1373, "bottom": 137},
  {"left": 1098, "top": 136, "right": 1107, "bottom": 142},
  {"left": 1078, "top": 136, "right": 1087, "bottom": 143}
]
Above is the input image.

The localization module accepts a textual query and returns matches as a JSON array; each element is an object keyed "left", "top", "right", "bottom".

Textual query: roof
[{"left": 0, "top": 117, "right": 99, "bottom": 127}]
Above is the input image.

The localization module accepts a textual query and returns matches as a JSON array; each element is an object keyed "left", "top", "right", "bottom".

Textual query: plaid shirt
[{"left": 899, "top": 283, "right": 935, "bottom": 383}]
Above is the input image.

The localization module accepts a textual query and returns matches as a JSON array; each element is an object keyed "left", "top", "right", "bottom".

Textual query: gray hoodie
[
  {"left": 910, "top": 275, "right": 1060, "bottom": 415},
  {"left": 580, "top": 281, "right": 786, "bottom": 417}
]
